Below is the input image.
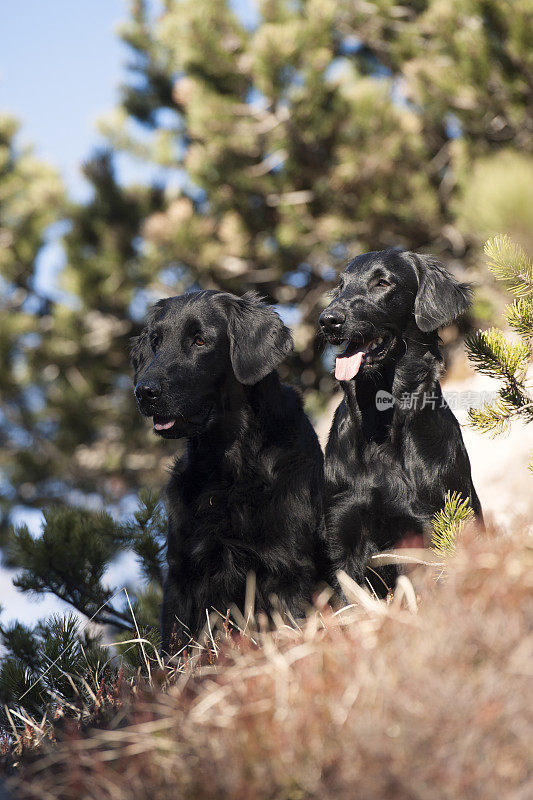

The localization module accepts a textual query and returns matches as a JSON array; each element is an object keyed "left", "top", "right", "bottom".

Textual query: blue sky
[
  {"left": 0, "top": 0, "right": 258, "bottom": 199},
  {"left": 0, "top": 0, "right": 129, "bottom": 199}
]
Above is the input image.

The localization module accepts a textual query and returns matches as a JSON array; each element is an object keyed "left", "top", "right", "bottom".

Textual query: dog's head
[
  {"left": 319, "top": 248, "right": 472, "bottom": 381},
  {"left": 131, "top": 290, "right": 293, "bottom": 438}
]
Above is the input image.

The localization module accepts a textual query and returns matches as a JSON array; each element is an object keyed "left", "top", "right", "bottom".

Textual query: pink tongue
[
  {"left": 335, "top": 350, "right": 364, "bottom": 381},
  {"left": 154, "top": 419, "right": 175, "bottom": 431}
]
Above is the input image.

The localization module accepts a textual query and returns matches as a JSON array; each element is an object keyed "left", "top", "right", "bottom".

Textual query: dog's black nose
[
  {"left": 135, "top": 380, "right": 162, "bottom": 403},
  {"left": 319, "top": 308, "right": 346, "bottom": 330}
]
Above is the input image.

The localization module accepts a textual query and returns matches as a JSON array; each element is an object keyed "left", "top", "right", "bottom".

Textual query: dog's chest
[{"left": 181, "top": 462, "right": 275, "bottom": 568}]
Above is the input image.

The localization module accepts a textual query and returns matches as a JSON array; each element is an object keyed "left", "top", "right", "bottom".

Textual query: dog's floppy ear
[
  {"left": 409, "top": 253, "right": 472, "bottom": 332},
  {"left": 226, "top": 291, "right": 293, "bottom": 385}
]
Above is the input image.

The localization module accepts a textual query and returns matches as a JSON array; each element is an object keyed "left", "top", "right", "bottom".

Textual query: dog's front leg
[
  {"left": 161, "top": 571, "right": 188, "bottom": 657},
  {"left": 161, "top": 513, "right": 201, "bottom": 659},
  {"left": 325, "top": 381, "right": 376, "bottom": 594}
]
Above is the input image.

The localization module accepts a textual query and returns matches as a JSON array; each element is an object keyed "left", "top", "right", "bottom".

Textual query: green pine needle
[
  {"left": 467, "top": 383, "right": 533, "bottom": 435},
  {"left": 498, "top": 381, "right": 531, "bottom": 411},
  {"left": 465, "top": 328, "right": 530, "bottom": 381},
  {"left": 506, "top": 298, "right": 533, "bottom": 339},
  {"left": 467, "top": 236, "right": 533, "bottom": 441},
  {"left": 468, "top": 400, "right": 513, "bottom": 436},
  {"left": 431, "top": 491, "right": 475, "bottom": 555},
  {"left": 484, "top": 235, "right": 533, "bottom": 297}
]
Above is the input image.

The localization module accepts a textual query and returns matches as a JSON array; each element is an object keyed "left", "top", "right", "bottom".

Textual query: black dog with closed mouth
[
  {"left": 319, "top": 248, "right": 482, "bottom": 594},
  {"left": 131, "top": 290, "right": 326, "bottom": 653}
]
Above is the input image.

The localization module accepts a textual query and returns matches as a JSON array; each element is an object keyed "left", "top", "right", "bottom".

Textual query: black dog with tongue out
[
  {"left": 131, "top": 289, "right": 326, "bottom": 654},
  {"left": 319, "top": 248, "right": 483, "bottom": 595}
]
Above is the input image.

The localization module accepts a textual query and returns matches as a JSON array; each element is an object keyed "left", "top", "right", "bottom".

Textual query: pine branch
[
  {"left": 8, "top": 508, "right": 135, "bottom": 631},
  {"left": 468, "top": 398, "right": 533, "bottom": 437},
  {"left": 468, "top": 399, "right": 515, "bottom": 436},
  {"left": 484, "top": 235, "right": 533, "bottom": 297},
  {"left": 467, "top": 236, "right": 533, "bottom": 444},
  {"left": 124, "top": 490, "right": 166, "bottom": 586},
  {"left": 12, "top": 567, "right": 132, "bottom": 631},
  {"left": 506, "top": 298, "right": 533, "bottom": 339},
  {"left": 498, "top": 382, "right": 533, "bottom": 413},
  {"left": 12, "top": 557, "right": 134, "bottom": 630},
  {"left": 465, "top": 328, "right": 530, "bottom": 382},
  {"left": 0, "top": 612, "right": 109, "bottom": 723},
  {"left": 431, "top": 491, "right": 475, "bottom": 555}
]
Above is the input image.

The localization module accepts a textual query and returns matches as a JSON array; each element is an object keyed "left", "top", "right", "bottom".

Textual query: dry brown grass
[{"left": 7, "top": 527, "right": 533, "bottom": 800}]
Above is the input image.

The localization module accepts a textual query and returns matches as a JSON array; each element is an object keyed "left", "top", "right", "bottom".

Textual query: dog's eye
[
  {"left": 376, "top": 279, "right": 391, "bottom": 288},
  {"left": 193, "top": 335, "right": 205, "bottom": 347}
]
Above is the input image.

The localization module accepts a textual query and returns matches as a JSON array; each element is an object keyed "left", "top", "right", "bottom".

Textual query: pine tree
[
  {"left": 466, "top": 236, "right": 533, "bottom": 460},
  {"left": 0, "top": 490, "right": 165, "bottom": 724}
]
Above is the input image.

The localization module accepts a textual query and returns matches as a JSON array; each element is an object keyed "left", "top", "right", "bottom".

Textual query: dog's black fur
[
  {"left": 131, "top": 290, "right": 326, "bottom": 653},
  {"left": 319, "top": 248, "right": 483, "bottom": 594}
]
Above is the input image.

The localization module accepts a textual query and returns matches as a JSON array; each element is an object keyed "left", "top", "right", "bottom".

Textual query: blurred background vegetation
[
  {"left": 1, "top": 0, "right": 532, "bottom": 529},
  {"left": 0, "top": 0, "right": 532, "bottom": 710}
]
